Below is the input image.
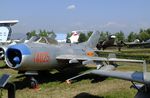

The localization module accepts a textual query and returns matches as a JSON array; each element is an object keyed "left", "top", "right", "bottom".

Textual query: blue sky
[{"left": 0, "top": 0, "right": 150, "bottom": 38}]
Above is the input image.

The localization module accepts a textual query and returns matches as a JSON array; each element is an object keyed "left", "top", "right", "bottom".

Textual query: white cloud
[{"left": 67, "top": 5, "right": 76, "bottom": 10}]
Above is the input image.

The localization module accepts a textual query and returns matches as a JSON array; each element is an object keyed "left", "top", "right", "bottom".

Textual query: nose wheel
[
  {"left": 30, "top": 77, "right": 38, "bottom": 88},
  {"left": 26, "top": 76, "right": 39, "bottom": 89}
]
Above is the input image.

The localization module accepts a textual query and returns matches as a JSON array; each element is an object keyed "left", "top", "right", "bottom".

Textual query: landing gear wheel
[{"left": 30, "top": 77, "right": 38, "bottom": 89}]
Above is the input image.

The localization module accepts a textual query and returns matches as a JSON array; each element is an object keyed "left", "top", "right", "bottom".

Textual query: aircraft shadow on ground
[
  {"left": 74, "top": 92, "right": 104, "bottom": 98},
  {"left": 13, "top": 66, "right": 107, "bottom": 90},
  {"left": 0, "top": 65, "right": 8, "bottom": 69}
]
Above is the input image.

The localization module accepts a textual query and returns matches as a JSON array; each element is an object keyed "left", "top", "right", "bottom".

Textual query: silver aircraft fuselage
[{"left": 5, "top": 42, "right": 94, "bottom": 71}]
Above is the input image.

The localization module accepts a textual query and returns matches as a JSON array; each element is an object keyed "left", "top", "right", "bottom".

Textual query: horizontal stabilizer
[
  {"left": 0, "top": 20, "right": 19, "bottom": 26},
  {"left": 89, "top": 70, "right": 146, "bottom": 84},
  {"left": 66, "top": 70, "right": 150, "bottom": 84}
]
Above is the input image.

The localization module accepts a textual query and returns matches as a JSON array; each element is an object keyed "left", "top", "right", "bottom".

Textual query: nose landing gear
[
  {"left": 30, "top": 77, "right": 38, "bottom": 89},
  {"left": 26, "top": 76, "right": 40, "bottom": 90}
]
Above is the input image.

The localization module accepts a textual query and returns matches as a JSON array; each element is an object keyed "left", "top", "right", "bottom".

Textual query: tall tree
[
  {"left": 78, "top": 32, "right": 88, "bottom": 43},
  {"left": 26, "top": 30, "right": 37, "bottom": 40},
  {"left": 139, "top": 31, "right": 150, "bottom": 41},
  {"left": 47, "top": 30, "right": 56, "bottom": 39},
  {"left": 39, "top": 30, "right": 48, "bottom": 37},
  {"left": 145, "top": 28, "right": 150, "bottom": 35},
  {"left": 127, "top": 32, "right": 139, "bottom": 42},
  {"left": 66, "top": 33, "right": 71, "bottom": 43},
  {"left": 87, "top": 31, "right": 93, "bottom": 39},
  {"left": 99, "top": 31, "right": 108, "bottom": 41},
  {"left": 26, "top": 30, "right": 56, "bottom": 40},
  {"left": 115, "top": 31, "right": 125, "bottom": 41}
]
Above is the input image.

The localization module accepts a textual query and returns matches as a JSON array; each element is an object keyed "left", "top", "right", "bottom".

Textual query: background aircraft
[
  {"left": 0, "top": 20, "right": 19, "bottom": 60},
  {"left": 0, "top": 20, "right": 19, "bottom": 43},
  {"left": 96, "top": 35, "right": 116, "bottom": 50},
  {"left": 0, "top": 20, "right": 39, "bottom": 60},
  {"left": 69, "top": 31, "right": 80, "bottom": 43},
  {"left": 126, "top": 39, "right": 150, "bottom": 48},
  {"left": 96, "top": 36, "right": 150, "bottom": 51},
  {"left": 5, "top": 31, "right": 143, "bottom": 88}
]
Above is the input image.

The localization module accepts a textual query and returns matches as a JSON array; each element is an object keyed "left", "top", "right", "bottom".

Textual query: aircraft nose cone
[{"left": 13, "top": 56, "right": 20, "bottom": 64}]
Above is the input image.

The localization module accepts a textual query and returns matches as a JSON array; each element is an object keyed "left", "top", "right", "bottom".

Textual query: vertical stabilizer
[
  {"left": 85, "top": 31, "right": 100, "bottom": 48},
  {"left": 69, "top": 31, "right": 80, "bottom": 43}
]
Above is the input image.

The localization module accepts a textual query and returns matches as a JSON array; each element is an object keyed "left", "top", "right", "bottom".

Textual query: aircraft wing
[
  {"left": 124, "top": 42, "right": 150, "bottom": 48},
  {"left": 56, "top": 55, "right": 107, "bottom": 61},
  {"left": 66, "top": 70, "right": 150, "bottom": 84},
  {"left": 108, "top": 58, "right": 144, "bottom": 63},
  {"left": 56, "top": 55, "right": 107, "bottom": 64},
  {"left": 56, "top": 55, "right": 144, "bottom": 64}
]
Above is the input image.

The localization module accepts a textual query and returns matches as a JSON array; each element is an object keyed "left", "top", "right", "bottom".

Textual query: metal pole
[{"left": 4, "top": 83, "right": 16, "bottom": 98}]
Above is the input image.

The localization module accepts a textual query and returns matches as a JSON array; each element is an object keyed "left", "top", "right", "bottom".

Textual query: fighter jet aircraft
[
  {"left": 96, "top": 35, "right": 116, "bottom": 50},
  {"left": 5, "top": 31, "right": 144, "bottom": 88},
  {"left": 126, "top": 39, "right": 150, "bottom": 48}
]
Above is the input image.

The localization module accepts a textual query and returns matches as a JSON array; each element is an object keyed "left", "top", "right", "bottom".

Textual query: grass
[
  {"left": 5, "top": 79, "right": 136, "bottom": 98},
  {"left": 0, "top": 63, "right": 143, "bottom": 98}
]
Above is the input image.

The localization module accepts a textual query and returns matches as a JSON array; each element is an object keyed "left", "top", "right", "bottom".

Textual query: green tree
[
  {"left": 39, "top": 30, "right": 48, "bottom": 37},
  {"left": 47, "top": 30, "right": 56, "bottom": 39},
  {"left": 115, "top": 31, "right": 125, "bottom": 41},
  {"left": 26, "top": 30, "right": 37, "bottom": 40},
  {"left": 78, "top": 33, "right": 88, "bottom": 42},
  {"left": 38, "top": 30, "right": 56, "bottom": 38},
  {"left": 26, "top": 30, "right": 56, "bottom": 40},
  {"left": 146, "top": 28, "right": 150, "bottom": 35},
  {"left": 87, "top": 31, "right": 93, "bottom": 39},
  {"left": 66, "top": 33, "right": 72, "bottom": 43},
  {"left": 99, "top": 31, "right": 108, "bottom": 41},
  {"left": 139, "top": 31, "right": 150, "bottom": 41},
  {"left": 127, "top": 32, "right": 139, "bottom": 42}
]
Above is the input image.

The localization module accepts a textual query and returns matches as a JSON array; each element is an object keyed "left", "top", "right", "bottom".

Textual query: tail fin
[
  {"left": 69, "top": 31, "right": 80, "bottom": 43},
  {"left": 85, "top": 31, "right": 100, "bottom": 48}
]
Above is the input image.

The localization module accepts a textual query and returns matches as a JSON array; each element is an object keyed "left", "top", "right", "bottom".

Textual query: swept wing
[{"left": 56, "top": 54, "right": 144, "bottom": 64}]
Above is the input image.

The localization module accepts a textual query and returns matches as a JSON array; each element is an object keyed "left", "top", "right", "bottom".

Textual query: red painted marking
[{"left": 34, "top": 52, "right": 50, "bottom": 63}]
